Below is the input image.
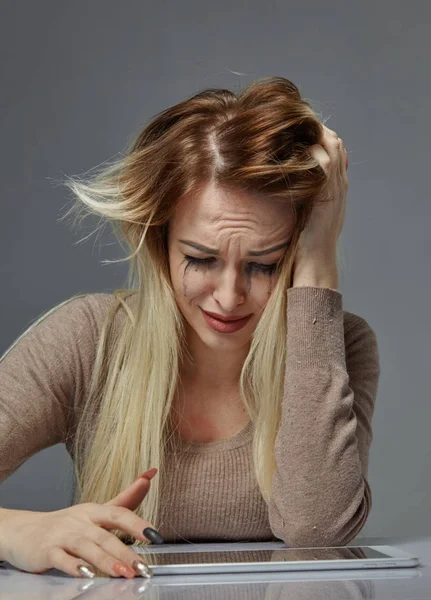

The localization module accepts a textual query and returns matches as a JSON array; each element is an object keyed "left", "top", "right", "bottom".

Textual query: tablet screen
[{"left": 140, "top": 547, "right": 391, "bottom": 566}]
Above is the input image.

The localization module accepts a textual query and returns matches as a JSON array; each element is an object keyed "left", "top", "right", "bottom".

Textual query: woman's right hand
[{"left": 0, "top": 467, "right": 160, "bottom": 578}]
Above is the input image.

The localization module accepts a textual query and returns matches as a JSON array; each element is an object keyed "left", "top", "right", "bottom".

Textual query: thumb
[{"left": 105, "top": 468, "right": 158, "bottom": 510}]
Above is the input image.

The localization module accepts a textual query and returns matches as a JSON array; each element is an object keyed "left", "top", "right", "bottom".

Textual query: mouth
[
  {"left": 200, "top": 308, "right": 253, "bottom": 334},
  {"left": 201, "top": 309, "right": 252, "bottom": 322}
]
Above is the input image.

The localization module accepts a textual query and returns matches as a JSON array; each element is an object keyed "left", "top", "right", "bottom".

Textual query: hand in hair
[
  {"left": 0, "top": 468, "right": 160, "bottom": 578},
  {"left": 295, "top": 124, "right": 349, "bottom": 263}
]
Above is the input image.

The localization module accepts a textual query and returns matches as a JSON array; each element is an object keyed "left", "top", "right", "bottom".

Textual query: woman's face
[{"left": 167, "top": 181, "right": 294, "bottom": 351}]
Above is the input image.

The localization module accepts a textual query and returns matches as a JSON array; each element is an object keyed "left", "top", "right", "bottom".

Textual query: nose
[{"left": 212, "top": 268, "right": 246, "bottom": 312}]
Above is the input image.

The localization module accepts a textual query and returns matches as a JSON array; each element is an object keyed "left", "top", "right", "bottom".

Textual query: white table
[{"left": 0, "top": 535, "right": 429, "bottom": 599}]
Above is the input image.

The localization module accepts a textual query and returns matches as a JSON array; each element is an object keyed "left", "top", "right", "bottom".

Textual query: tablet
[{"left": 134, "top": 545, "right": 420, "bottom": 576}]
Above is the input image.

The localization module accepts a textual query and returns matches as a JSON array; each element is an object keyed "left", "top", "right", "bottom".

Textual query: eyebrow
[{"left": 178, "top": 239, "right": 291, "bottom": 257}]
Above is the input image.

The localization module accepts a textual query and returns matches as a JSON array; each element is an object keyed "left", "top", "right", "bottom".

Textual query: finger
[
  {"left": 319, "top": 127, "right": 341, "bottom": 172},
  {"left": 106, "top": 477, "right": 152, "bottom": 511},
  {"left": 337, "top": 138, "right": 348, "bottom": 176},
  {"left": 90, "top": 503, "right": 157, "bottom": 543},
  {"left": 90, "top": 524, "right": 152, "bottom": 575},
  {"left": 105, "top": 468, "right": 157, "bottom": 509},
  {"left": 47, "top": 546, "right": 98, "bottom": 579},
  {"left": 323, "top": 126, "right": 347, "bottom": 176},
  {"left": 64, "top": 536, "right": 135, "bottom": 578},
  {"left": 323, "top": 124, "right": 339, "bottom": 138},
  {"left": 309, "top": 143, "right": 331, "bottom": 176}
]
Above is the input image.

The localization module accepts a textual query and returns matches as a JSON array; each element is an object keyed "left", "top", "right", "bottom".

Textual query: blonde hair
[{"left": 55, "top": 77, "right": 340, "bottom": 545}]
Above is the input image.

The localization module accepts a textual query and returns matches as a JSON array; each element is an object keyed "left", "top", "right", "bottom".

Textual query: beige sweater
[{"left": 0, "top": 287, "right": 380, "bottom": 546}]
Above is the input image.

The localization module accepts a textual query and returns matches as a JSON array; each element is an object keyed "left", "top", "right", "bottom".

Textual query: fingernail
[
  {"left": 143, "top": 527, "right": 165, "bottom": 544},
  {"left": 77, "top": 564, "right": 95, "bottom": 579},
  {"left": 113, "top": 562, "right": 135, "bottom": 578},
  {"left": 134, "top": 468, "right": 157, "bottom": 482},
  {"left": 132, "top": 559, "right": 153, "bottom": 578}
]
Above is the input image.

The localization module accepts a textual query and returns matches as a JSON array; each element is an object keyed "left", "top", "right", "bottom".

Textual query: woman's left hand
[{"left": 294, "top": 124, "right": 349, "bottom": 262}]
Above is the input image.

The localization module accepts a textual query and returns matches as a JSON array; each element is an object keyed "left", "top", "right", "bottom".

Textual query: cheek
[
  {"left": 178, "top": 264, "right": 210, "bottom": 298},
  {"left": 177, "top": 269, "right": 278, "bottom": 305},
  {"left": 265, "top": 272, "right": 278, "bottom": 299}
]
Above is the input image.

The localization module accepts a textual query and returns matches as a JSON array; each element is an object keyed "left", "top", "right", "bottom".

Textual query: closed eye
[{"left": 183, "top": 255, "right": 279, "bottom": 276}]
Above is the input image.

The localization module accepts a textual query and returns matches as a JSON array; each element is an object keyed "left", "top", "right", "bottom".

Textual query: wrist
[
  {"left": 0, "top": 508, "right": 12, "bottom": 560},
  {"left": 292, "top": 275, "right": 338, "bottom": 290},
  {"left": 292, "top": 255, "right": 338, "bottom": 290},
  {"left": 0, "top": 508, "right": 33, "bottom": 561}
]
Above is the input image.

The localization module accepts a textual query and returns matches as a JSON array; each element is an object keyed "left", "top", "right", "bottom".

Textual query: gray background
[{"left": 1, "top": 1, "right": 430, "bottom": 539}]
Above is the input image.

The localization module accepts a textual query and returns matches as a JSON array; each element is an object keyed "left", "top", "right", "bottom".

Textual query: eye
[
  {"left": 184, "top": 255, "right": 215, "bottom": 268},
  {"left": 183, "top": 255, "right": 279, "bottom": 276}
]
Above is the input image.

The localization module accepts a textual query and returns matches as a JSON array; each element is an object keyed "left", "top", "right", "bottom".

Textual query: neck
[{"left": 181, "top": 328, "right": 249, "bottom": 390}]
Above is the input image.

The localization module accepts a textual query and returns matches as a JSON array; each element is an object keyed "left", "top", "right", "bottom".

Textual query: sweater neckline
[{"left": 170, "top": 419, "right": 253, "bottom": 454}]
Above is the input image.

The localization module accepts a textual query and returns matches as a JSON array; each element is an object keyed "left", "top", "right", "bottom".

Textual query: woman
[{"left": 0, "top": 76, "right": 380, "bottom": 579}]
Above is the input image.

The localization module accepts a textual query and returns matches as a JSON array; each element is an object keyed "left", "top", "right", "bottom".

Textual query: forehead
[{"left": 171, "top": 181, "right": 294, "bottom": 234}]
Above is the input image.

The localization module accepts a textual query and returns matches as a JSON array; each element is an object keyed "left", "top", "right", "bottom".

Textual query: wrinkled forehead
[{"left": 170, "top": 183, "right": 295, "bottom": 236}]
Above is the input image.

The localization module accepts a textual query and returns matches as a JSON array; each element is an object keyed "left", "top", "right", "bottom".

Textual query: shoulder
[
  {"left": 67, "top": 291, "right": 138, "bottom": 342},
  {"left": 46, "top": 292, "right": 124, "bottom": 339},
  {"left": 1, "top": 291, "right": 136, "bottom": 366},
  {"left": 37, "top": 290, "right": 136, "bottom": 329}
]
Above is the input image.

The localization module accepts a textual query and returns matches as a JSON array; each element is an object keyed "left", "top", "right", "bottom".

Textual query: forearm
[{"left": 267, "top": 287, "right": 374, "bottom": 546}]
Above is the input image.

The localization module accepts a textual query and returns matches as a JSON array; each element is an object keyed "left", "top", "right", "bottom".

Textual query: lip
[
  {"left": 201, "top": 309, "right": 252, "bottom": 322},
  {"left": 200, "top": 308, "right": 252, "bottom": 334}
]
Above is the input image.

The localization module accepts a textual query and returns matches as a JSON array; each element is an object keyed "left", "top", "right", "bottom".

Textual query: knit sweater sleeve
[
  {"left": 267, "top": 286, "right": 381, "bottom": 547},
  {"left": 0, "top": 294, "right": 110, "bottom": 484}
]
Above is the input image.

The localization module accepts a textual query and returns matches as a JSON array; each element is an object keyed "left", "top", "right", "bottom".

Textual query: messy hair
[{"left": 57, "top": 76, "right": 339, "bottom": 545}]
